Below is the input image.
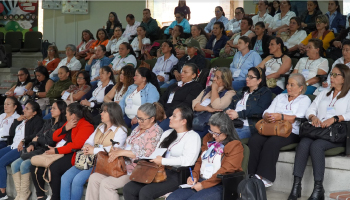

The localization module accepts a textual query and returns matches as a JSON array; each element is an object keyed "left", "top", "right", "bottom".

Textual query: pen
[{"left": 189, "top": 167, "right": 194, "bottom": 182}]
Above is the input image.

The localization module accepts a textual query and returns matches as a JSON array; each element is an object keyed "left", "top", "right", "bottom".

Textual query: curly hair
[{"left": 115, "top": 65, "right": 135, "bottom": 96}]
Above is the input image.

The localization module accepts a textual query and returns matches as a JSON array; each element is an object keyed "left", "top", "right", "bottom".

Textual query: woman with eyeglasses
[
  {"left": 204, "top": 6, "right": 229, "bottom": 38},
  {"left": 38, "top": 45, "right": 61, "bottom": 73},
  {"left": 106, "top": 26, "right": 129, "bottom": 58},
  {"left": 226, "top": 67, "right": 272, "bottom": 139},
  {"left": 24, "top": 66, "right": 54, "bottom": 102},
  {"left": 288, "top": 64, "right": 350, "bottom": 200},
  {"left": 167, "top": 112, "right": 243, "bottom": 200},
  {"left": 325, "top": 0, "right": 346, "bottom": 34},
  {"left": 76, "top": 30, "right": 95, "bottom": 60},
  {"left": 268, "top": 0, "right": 296, "bottom": 35},
  {"left": 86, "top": 103, "right": 164, "bottom": 200},
  {"left": 123, "top": 105, "right": 201, "bottom": 200},
  {"left": 225, "top": 7, "right": 245, "bottom": 37},
  {"left": 248, "top": 73, "right": 311, "bottom": 188},
  {"left": 5, "top": 68, "right": 33, "bottom": 98},
  {"left": 61, "top": 70, "right": 91, "bottom": 102},
  {"left": 85, "top": 45, "right": 113, "bottom": 85}
]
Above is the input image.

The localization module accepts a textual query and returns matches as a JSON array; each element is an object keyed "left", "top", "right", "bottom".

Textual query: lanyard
[
  {"left": 237, "top": 51, "right": 252, "bottom": 69},
  {"left": 329, "top": 92, "right": 340, "bottom": 107},
  {"left": 286, "top": 97, "right": 296, "bottom": 110},
  {"left": 128, "top": 88, "right": 140, "bottom": 99},
  {"left": 168, "top": 131, "right": 188, "bottom": 151},
  {"left": 258, "top": 12, "right": 267, "bottom": 21},
  {"left": 0, "top": 118, "right": 8, "bottom": 128},
  {"left": 304, "top": 58, "right": 315, "bottom": 70},
  {"left": 17, "top": 121, "right": 26, "bottom": 131},
  {"left": 92, "top": 84, "right": 105, "bottom": 98},
  {"left": 128, "top": 129, "right": 146, "bottom": 144}
]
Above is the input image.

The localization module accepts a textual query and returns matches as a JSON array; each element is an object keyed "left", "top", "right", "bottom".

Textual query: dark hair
[
  {"left": 120, "top": 42, "right": 137, "bottom": 57},
  {"left": 137, "top": 26, "right": 146, "bottom": 32},
  {"left": 242, "top": 67, "right": 267, "bottom": 93},
  {"left": 326, "top": 64, "right": 350, "bottom": 99},
  {"left": 236, "top": 7, "right": 245, "bottom": 14},
  {"left": 191, "top": 25, "right": 206, "bottom": 36},
  {"left": 215, "top": 6, "right": 225, "bottom": 16},
  {"left": 290, "top": 17, "right": 302, "bottom": 30},
  {"left": 342, "top": 39, "right": 350, "bottom": 48},
  {"left": 285, "top": 0, "right": 291, "bottom": 7},
  {"left": 159, "top": 106, "right": 193, "bottom": 148},
  {"left": 136, "top": 67, "right": 161, "bottom": 94},
  {"left": 53, "top": 100, "right": 67, "bottom": 124},
  {"left": 268, "top": 2, "right": 276, "bottom": 16},
  {"left": 208, "top": 112, "right": 239, "bottom": 145},
  {"left": 262, "top": 0, "right": 269, "bottom": 6},
  {"left": 255, "top": 21, "right": 265, "bottom": 29},
  {"left": 6, "top": 97, "right": 23, "bottom": 115},
  {"left": 113, "top": 26, "right": 123, "bottom": 33},
  {"left": 174, "top": 25, "right": 186, "bottom": 38},
  {"left": 331, "top": 0, "right": 341, "bottom": 13},
  {"left": 100, "top": 66, "right": 116, "bottom": 84},
  {"left": 126, "top": 14, "right": 135, "bottom": 20},
  {"left": 97, "top": 44, "right": 107, "bottom": 53},
  {"left": 183, "top": 63, "right": 199, "bottom": 78},
  {"left": 214, "top": 21, "right": 226, "bottom": 36},
  {"left": 308, "top": 38, "right": 324, "bottom": 57},
  {"left": 115, "top": 65, "right": 135, "bottom": 95},
  {"left": 175, "top": 11, "right": 185, "bottom": 18},
  {"left": 178, "top": 0, "right": 187, "bottom": 7},
  {"left": 162, "top": 41, "right": 177, "bottom": 56},
  {"left": 26, "top": 101, "right": 42, "bottom": 117},
  {"left": 75, "top": 70, "right": 91, "bottom": 86},
  {"left": 143, "top": 8, "right": 151, "bottom": 13},
  {"left": 310, "top": 1, "right": 320, "bottom": 11},
  {"left": 34, "top": 66, "right": 49, "bottom": 81},
  {"left": 81, "top": 29, "right": 95, "bottom": 42},
  {"left": 239, "top": 36, "right": 252, "bottom": 49},
  {"left": 106, "top": 12, "right": 121, "bottom": 31},
  {"left": 269, "top": 36, "right": 288, "bottom": 54},
  {"left": 96, "top": 28, "right": 109, "bottom": 41},
  {"left": 242, "top": 17, "right": 253, "bottom": 28},
  {"left": 58, "top": 66, "right": 71, "bottom": 80},
  {"left": 67, "top": 102, "right": 94, "bottom": 125},
  {"left": 101, "top": 102, "right": 127, "bottom": 128},
  {"left": 16, "top": 68, "right": 31, "bottom": 87}
]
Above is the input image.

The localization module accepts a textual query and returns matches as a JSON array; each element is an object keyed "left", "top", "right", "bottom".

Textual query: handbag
[
  {"left": 19, "top": 95, "right": 31, "bottom": 105},
  {"left": 299, "top": 121, "right": 347, "bottom": 143},
  {"left": 266, "top": 78, "right": 277, "bottom": 88},
  {"left": 64, "top": 93, "right": 74, "bottom": 106},
  {"left": 233, "top": 119, "right": 244, "bottom": 128},
  {"left": 192, "top": 111, "right": 212, "bottom": 131},
  {"left": 129, "top": 160, "right": 167, "bottom": 184},
  {"left": 255, "top": 119, "right": 292, "bottom": 138},
  {"left": 74, "top": 150, "right": 95, "bottom": 170},
  {"left": 30, "top": 153, "right": 64, "bottom": 192},
  {"left": 20, "top": 148, "right": 45, "bottom": 161},
  {"left": 91, "top": 151, "right": 127, "bottom": 178}
]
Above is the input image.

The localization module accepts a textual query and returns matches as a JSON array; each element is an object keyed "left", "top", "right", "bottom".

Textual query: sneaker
[
  {"left": 0, "top": 191, "right": 8, "bottom": 200},
  {"left": 261, "top": 177, "right": 273, "bottom": 188}
]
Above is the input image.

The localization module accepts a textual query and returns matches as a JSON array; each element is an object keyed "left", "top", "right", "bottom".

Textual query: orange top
[
  {"left": 90, "top": 39, "right": 109, "bottom": 49},
  {"left": 42, "top": 58, "right": 61, "bottom": 72}
]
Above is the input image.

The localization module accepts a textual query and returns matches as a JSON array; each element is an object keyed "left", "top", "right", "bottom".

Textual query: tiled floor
[{"left": 267, "top": 190, "right": 309, "bottom": 200}]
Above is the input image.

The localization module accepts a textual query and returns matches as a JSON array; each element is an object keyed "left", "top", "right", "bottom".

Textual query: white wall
[{"left": 43, "top": 1, "right": 146, "bottom": 50}]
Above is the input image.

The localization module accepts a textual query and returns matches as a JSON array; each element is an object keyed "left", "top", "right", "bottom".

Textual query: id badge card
[
  {"left": 91, "top": 68, "right": 96, "bottom": 76},
  {"left": 126, "top": 99, "right": 133, "bottom": 109},
  {"left": 233, "top": 69, "right": 241, "bottom": 78},
  {"left": 203, "top": 163, "right": 214, "bottom": 179},
  {"left": 301, "top": 69, "right": 310, "bottom": 80},
  {"left": 99, "top": 144, "right": 103, "bottom": 149},
  {"left": 56, "top": 139, "right": 66, "bottom": 148},
  {"left": 200, "top": 98, "right": 211, "bottom": 107},
  {"left": 235, "top": 104, "right": 244, "bottom": 112},
  {"left": 326, "top": 106, "right": 336, "bottom": 119},
  {"left": 125, "top": 143, "right": 132, "bottom": 150},
  {"left": 167, "top": 92, "right": 175, "bottom": 104},
  {"left": 33, "top": 87, "right": 39, "bottom": 92},
  {"left": 165, "top": 151, "right": 171, "bottom": 158},
  {"left": 283, "top": 110, "right": 293, "bottom": 115}
]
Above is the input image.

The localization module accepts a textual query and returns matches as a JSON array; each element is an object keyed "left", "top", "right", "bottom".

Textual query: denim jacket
[
  {"left": 227, "top": 86, "right": 272, "bottom": 134},
  {"left": 119, "top": 83, "right": 160, "bottom": 114},
  {"left": 85, "top": 56, "right": 113, "bottom": 72}
]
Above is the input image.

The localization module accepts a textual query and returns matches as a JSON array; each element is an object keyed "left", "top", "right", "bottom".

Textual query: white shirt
[
  {"left": 106, "top": 37, "right": 129, "bottom": 56},
  {"left": 294, "top": 57, "right": 329, "bottom": 87},
  {"left": 284, "top": 30, "right": 307, "bottom": 49},
  {"left": 269, "top": 11, "right": 296, "bottom": 30},
  {"left": 114, "top": 85, "right": 125, "bottom": 102},
  {"left": 232, "top": 30, "right": 254, "bottom": 45},
  {"left": 252, "top": 12, "right": 273, "bottom": 27},
  {"left": 225, "top": 19, "right": 241, "bottom": 34},
  {"left": 84, "top": 124, "right": 127, "bottom": 154},
  {"left": 90, "top": 59, "right": 101, "bottom": 80},
  {"left": 131, "top": 37, "right": 151, "bottom": 57},
  {"left": 125, "top": 89, "right": 142, "bottom": 119},
  {"left": 158, "top": 129, "right": 201, "bottom": 167},
  {"left": 11, "top": 120, "right": 26, "bottom": 149},
  {"left": 122, "top": 21, "right": 141, "bottom": 41},
  {"left": 110, "top": 54, "right": 137, "bottom": 71},
  {"left": 89, "top": 80, "right": 114, "bottom": 107},
  {"left": 263, "top": 94, "right": 311, "bottom": 135},
  {"left": 50, "top": 57, "right": 81, "bottom": 78},
  {"left": 235, "top": 91, "right": 251, "bottom": 126},
  {"left": 306, "top": 89, "right": 350, "bottom": 122},
  {"left": 0, "top": 112, "right": 20, "bottom": 141},
  {"left": 265, "top": 56, "right": 287, "bottom": 89},
  {"left": 14, "top": 84, "right": 27, "bottom": 96},
  {"left": 152, "top": 54, "right": 178, "bottom": 82},
  {"left": 79, "top": 39, "right": 92, "bottom": 52}
]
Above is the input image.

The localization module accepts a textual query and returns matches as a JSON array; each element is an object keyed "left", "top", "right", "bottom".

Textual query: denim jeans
[
  {"left": 160, "top": 79, "right": 177, "bottom": 88},
  {"left": 236, "top": 126, "right": 251, "bottom": 139},
  {"left": 282, "top": 86, "right": 316, "bottom": 95},
  {"left": 60, "top": 166, "right": 93, "bottom": 200},
  {"left": 0, "top": 141, "right": 7, "bottom": 150},
  {"left": 11, "top": 157, "right": 32, "bottom": 174},
  {"left": 0, "top": 146, "right": 20, "bottom": 188},
  {"left": 232, "top": 80, "right": 246, "bottom": 92},
  {"left": 158, "top": 118, "right": 170, "bottom": 132},
  {"left": 50, "top": 76, "right": 59, "bottom": 82}
]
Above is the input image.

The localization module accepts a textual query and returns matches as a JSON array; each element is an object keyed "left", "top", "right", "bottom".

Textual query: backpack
[
  {"left": 0, "top": 44, "right": 11, "bottom": 67},
  {"left": 237, "top": 177, "right": 267, "bottom": 200},
  {"left": 41, "top": 40, "right": 53, "bottom": 59}
]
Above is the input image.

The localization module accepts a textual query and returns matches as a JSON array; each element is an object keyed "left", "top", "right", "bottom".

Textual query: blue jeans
[
  {"left": 50, "top": 76, "right": 59, "bottom": 82},
  {"left": 232, "top": 80, "right": 246, "bottom": 92},
  {"left": 282, "top": 86, "right": 316, "bottom": 95},
  {"left": 0, "top": 146, "right": 20, "bottom": 188},
  {"left": 167, "top": 179, "right": 223, "bottom": 200},
  {"left": 158, "top": 82, "right": 165, "bottom": 86},
  {"left": 61, "top": 166, "right": 93, "bottom": 200},
  {"left": 158, "top": 118, "right": 170, "bottom": 132},
  {"left": 236, "top": 126, "right": 251, "bottom": 139},
  {"left": 0, "top": 141, "right": 7, "bottom": 150},
  {"left": 160, "top": 79, "right": 177, "bottom": 88},
  {"left": 194, "top": 125, "right": 209, "bottom": 138},
  {"left": 11, "top": 157, "right": 31, "bottom": 174}
]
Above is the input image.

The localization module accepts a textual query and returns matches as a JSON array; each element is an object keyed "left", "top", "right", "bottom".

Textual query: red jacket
[{"left": 52, "top": 118, "right": 94, "bottom": 165}]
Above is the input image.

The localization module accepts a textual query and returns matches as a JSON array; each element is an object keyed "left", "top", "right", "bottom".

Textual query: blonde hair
[
  {"left": 217, "top": 67, "right": 233, "bottom": 90},
  {"left": 316, "top": 15, "right": 329, "bottom": 30}
]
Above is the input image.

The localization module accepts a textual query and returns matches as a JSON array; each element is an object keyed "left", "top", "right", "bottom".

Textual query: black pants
[
  {"left": 248, "top": 133, "right": 300, "bottom": 182},
  {"left": 293, "top": 137, "right": 344, "bottom": 181},
  {"left": 30, "top": 153, "right": 73, "bottom": 200},
  {"left": 123, "top": 169, "right": 179, "bottom": 200}
]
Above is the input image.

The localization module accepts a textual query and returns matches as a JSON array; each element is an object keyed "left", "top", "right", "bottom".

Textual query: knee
[
  {"left": 19, "top": 161, "right": 31, "bottom": 174},
  {"left": 139, "top": 187, "right": 153, "bottom": 200},
  {"left": 310, "top": 141, "right": 325, "bottom": 153},
  {"left": 61, "top": 171, "right": 72, "bottom": 184}
]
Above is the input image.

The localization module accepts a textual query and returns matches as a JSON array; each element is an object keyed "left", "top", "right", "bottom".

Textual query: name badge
[
  {"left": 167, "top": 92, "right": 175, "bottom": 104},
  {"left": 233, "top": 69, "right": 241, "bottom": 78},
  {"left": 165, "top": 151, "right": 171, "bottom": 158},
  {"left": 283, "top": 110, "right": 293, "bottom": 115},
  {"left": 203, "top": 163, "right": 214, "bottom": 179},
  {"left": 301, "top": 69, "right": 310, "bottom": 80},
  {"left": 91, "top": 68, "right": 96, "bottom": 76},
  {"left": 33, "top": 88, "right": 39, "bottom": 92},
  {"left": 235, "top": 104, "right": 244, "bottom": 112},
  {"left": 61, "top": 91, "right": 70, "bottom": 100},
  {"left": 326, "top": 106, "right": 336, "bottom": 119},
  {"left": 99, "top": 144, "right": 103, "bottom": 149},
  {"left": 200, "top": 98, "right": 211, "bottom": 107},
  {"left": 125, "top": 143, "right": 132, "bottom": 150},
  {"left": 126, "top": 99, "right": 133, "bottom": 109}
]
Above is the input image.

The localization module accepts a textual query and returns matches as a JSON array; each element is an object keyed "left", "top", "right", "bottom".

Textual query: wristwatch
[
  {"left": 333, "top": 116, "right": 339, "bottom": 123},
  {"left": 306, "top": 82, "right": 309, "bottom": 86}
]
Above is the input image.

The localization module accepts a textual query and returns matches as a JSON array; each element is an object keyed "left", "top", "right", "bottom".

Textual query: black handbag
[
  {"left": 233, "top": 119, "right": 244, "bottom": 128},
  {"left": 20, "top": 148, "right": 45, "bottom": 160},
  {"left": 19, "top": 95, "right": 31, "bottom": 105},
  {"left": 299, "top": 121, "right": 347, "bottom": 143},
  {"left": 237, "top": 177, "right": 267, "bottom": 200}
]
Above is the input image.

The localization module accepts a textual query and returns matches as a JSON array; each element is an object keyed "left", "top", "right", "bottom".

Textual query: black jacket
[
  {"left": 8, "top": 115, "right": 44, "bottom": 146},
  {"left": 300, "top": 9, "right": 323, "bottom": 34},
  {"left": 330, "top": 27, "right": 350, "bottom": 45},
  {"left": 170, "top": 54, "right": 206, "bottom": 77},
  {"left": 81, "top": 83, "right": 114, "bottom": 116},
  {"left": 251, "top": 34, "right": 271, "bottom": 59},
  {"left": 159, "top": 81, "right": 203, "bottom": 117}
]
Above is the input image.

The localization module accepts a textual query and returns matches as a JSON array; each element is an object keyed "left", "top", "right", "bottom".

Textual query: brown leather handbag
[
  {"left": 91, "top": 151, "right": 127, "bottom": 178},
  {"left": 255, "top": 119, "right": 292, "bottom": 138},
  {"left": 129, "top": 160, "right": 167, "bottom": 184}
]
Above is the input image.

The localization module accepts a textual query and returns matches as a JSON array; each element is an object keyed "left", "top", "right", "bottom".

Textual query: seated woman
[
  {"left": 0, "top": 101, "right": 44, "bottom": 199},
  {"left": 176, "top": 25, "right": 207, "bottom": 58},
  {"left": 5, "top": 68, "right": 33, "bottom": 98},
  {"left": 174, "top": 0, "right": 191, "bottom": 21},
  {"left": 131, "top": 26, "right": 151, "bottom": 58},
  {"left": 152, "top": 41, "right": 178, "bottom": 86},
  {"left": 85, "top": 28, "right": 110, "bottom": 61},
  {"left": 168, "top": 25, "right": 187, "bottom": 50},
  {"left": 299, "top": 15, "right": 335, "bottom": 55},
  {"left": 61, "top": 70, "right": 91, "bottom": 102},
  {"left": 268, "top": 0, "right": 296, "bottom": 35},
  {"left": 251, "top": 22, "right": 271, "bottom": 59},
  {"left": 226, "top": 67, "right": 272, "bottom": 139},
  {"left": 159, "top": 63, "right": 203, "bottom": 131},
  {"left": 167, "top": 112, "right": 243, "bottom": 200},
  {"left": 325, "top": 0, "right": 346, "bottom": 34},
  {"left": 123, "top": 105, "right": 201, "bottom": 200},
  {"left": 50, "top": 44, "right": 82, "bottom": 82},
  {"left": 164, "top": 11, "right": 191, "bottom": 35},
  {"left": 248, "top": 73, "right": 311, "bottom": 188},
  {"left": 328, "top": 16, "right": 350, "bottom": 60},
  {"left": 46, "top": 66, "right": 73, "bottom": 106},
  {"left": 192, "top": 67, "right": 236, "bottom": 138},
  {"left": 0, "top": 97, "right": 22, "bottom": 150},
  {"left": 288, "top": 64, "right": 350, "bottom": 200},
  {"left": 85, "top": 45, "right": 113, "bottom": 85},
  {"left": 203, "top": 22, "right": 229, "bottom": 58},
  {"left": 290, "top": 38, "right": 328, "bottom": 95},
  {"left": 76, "top": 30, "right": 95, "bottom": 60},
  {"left": 80, "top": 66, "right": 115, "bottom": 117},
  {"left": 225, "top": 7, "right": 245, "bottom": 36},
  {"left": 221, "top": 17, "right": 255, "bottom": 58},
  {"left": 85, "top": 103, "right": 164, "bottom": 200},
  {"left": 104, "top": 65, "right": 135, "bottom": 104},
  {"left": 109, "top": 42, "right": 137, "bottom": 75},
  {"left": 252, "top": 1, "right": 273, "bottom": 29},
  {"left": 106, "top": 26, "right": 129, "bottom": 57},
  {"left": 38, "top": 45, "right": 61, "bottom": 73},
  {"left": 230, "top": 36, "right": 262, "bottom": 91},
  {"left": 61, "top": 102, "right": 127, "bottom": 200},
  {"left": 299, "top": 0, "right": 322, "bottom": 34},
  {"left": 119, "top": 67, "right": 160, "bottom": 128},
  {"left": 256, "top": 37, "right": 292, "bottom": 95},
  {"left": 30, "top": 103, "right": 94, "bottom": 200},
  {"left": 105, "top": 12, "right": 122, "bottom": 38},
  {"left": 10, "top": 101, "right": 66, "bottom": 200},
  {"left": 204, "top": 6, "right": 229, "bottom": 37}
]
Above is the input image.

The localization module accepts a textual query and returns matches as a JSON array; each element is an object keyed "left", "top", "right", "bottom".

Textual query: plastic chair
[
  {"left": 20, "top": 31, "right": 43, "bottom": 52},
  {"left": 5, "top": 32, "right": 23, "bottom": 52}
]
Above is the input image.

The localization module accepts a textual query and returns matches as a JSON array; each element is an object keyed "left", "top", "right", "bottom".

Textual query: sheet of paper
[
  {"left": 61, "top": 91, "right": 70, "bottom": 100},
  {"left": 179, "top": 184, "right": 194, "bottom": 188},
  {"left": 139, "top": 148, "right": 167, "bottom": 159}
]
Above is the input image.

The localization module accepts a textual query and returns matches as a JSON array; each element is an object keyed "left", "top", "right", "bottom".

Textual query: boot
[
  {"left": 308, "top": 181, "right": 325, "bottom": 200},
  {"left": 287, "top": 176, "right": 302, "bottom": 200},
  {"left": 12, "top": 172, "right": 21, "bottom": 200},
  {"left": 19, "top": 173, "right": 31, "bottom": 200}
]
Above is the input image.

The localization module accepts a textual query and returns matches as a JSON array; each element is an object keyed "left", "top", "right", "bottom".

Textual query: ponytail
[
  {"left": 138, "top": 102, "right": 165, "bottom": 123},
  {"left": 153, "top": 102, "right": 165, "bottom": 122},
  {"left": 67, "top": 103, "right": 94, "bottom": 125}
]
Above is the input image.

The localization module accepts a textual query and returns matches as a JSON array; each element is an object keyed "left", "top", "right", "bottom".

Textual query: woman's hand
[
  {"left": 131, "top": 117, "right": 138, "bottom": 126},
  {"left": 45, "top": 146, "right": 56, "bottom": 154},
  {"left": 27, "top": 145, "right": 34, "bottom": 153},
  {"left": 206, "top": 107, "right": 222, "bottom": 113},
  {"left": 322, "top": 82, "right": 329, "bottom": 88},
  {"left": 150, "top": 155, "right": 163, "bottom": 165},
  {"left": 187, "top": 176, "right": 197, "bottom": 185},
  {"left": 108, "top": 148, "right": 123, "bottom": 163},
  {"left": 311, "top": 115, "right": 322, "bottom": 127},
  {"left": 17, "top": 115, "right": 26, "bottom": 122},
  {"left": 65, "top": 119, "right": 78, "bottom": 131},
  {"left": 333, "top": 41, "right": 342, "bottom": 49},
  {"left": 80, "top": 99, "right": 91, "bottom": 107},
  {"left": 32, "top": 136, "right": 38, "bottom": 142},
  {"left": 226, "top": 109, "right": 239, "bottom": 120},
  {"left": 90, "top": 54, "right": 97, "bottom": 60},
  {"left": 157, "top": 76, "right": 165, "bottom": 83},
  {"left": 191, "top": 182, "right": 204, "bottom": 192},
  {"left": 211, "top": 82, "right": 219, "bottom": 91},
  {"left": 83, "top": 144, "right": 94, "bottom": 155},
  {"left": 26, "top": 90, "right": 34, "bottom": 96},
  {"left": 5, "top": 91, "right": 14, "bottom": 96},
  {"left": 17, "top": 141, "right": 24, "bottom": 152},
  {"left": 321, "top": 118, "right": 335, "bottom": 128},
  {"left": 264, "top": 113, "right": 282, "bottom": 122}
]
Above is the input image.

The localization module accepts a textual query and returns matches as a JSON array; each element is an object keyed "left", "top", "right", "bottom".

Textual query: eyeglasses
[
  {"left": 175, "top": 16, "right": 181, "bottom": 19},
  {"left": 17, "top": 74, "right": 25, "bottom": 77},
  {"left": 77, "top": 77, "right": 85, "bottom": 79},
  {"left": 47, "top": 50, "right": 55, "bottom": 52},
  {"left": 329, "top": 72, "right": 342, "bottom": 78},
  {"left": 136, "top": 116, "right": 152, "bottom": 123},
  {"left": 315, "top": 21, "right": 324, "bottom": 24},
  {"left": 208, "top": 129, "right": 222, "bottom": 137},
  {"left": 235, "top": 12, "right": 242, "bottom": 15},
  {"left": 246, "top": 75, "right": 257, "bottom": 79}
]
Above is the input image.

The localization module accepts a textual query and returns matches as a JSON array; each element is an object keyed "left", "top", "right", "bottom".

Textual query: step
[{"left": 11, "top": 52, "right": 43, "bottom": 68}]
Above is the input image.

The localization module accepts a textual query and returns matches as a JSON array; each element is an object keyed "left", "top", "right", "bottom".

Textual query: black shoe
[
  {"left": 308, "top": 181, "right": 325, "bottom": 200},
  {"left": 288, "top": 176, "right": 302, "bottom": 200},
  {"left": 0, "top": 191, "right": 8, "bottom": 200},
  {"left": 37, "top": 195, "right": 48, "bottom": 200}
]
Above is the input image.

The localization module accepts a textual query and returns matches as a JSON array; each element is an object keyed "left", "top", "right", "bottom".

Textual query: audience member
[
  {"left": 176, "top": 25, "right": 207, "bottom": 58},
  {"left": 329, "top": 17, "right": 350, "bottom": 60},
  {"left": 168, "top": 25, "right": 187, "bottom": 50},
  {"left": 140, "top": 9, "right": 159, "bottom": 41},
  {"left": 85, "top": 45, "right": 113, "bottom": 84},
  {"left": 85, "top": 29, "right": 110, "bottom": 61},
  {"left": 268, "top": 2, "right": 277, "bottom": 17},
  {"left": 251, "top": 22, "right": 271, "bottom": 58},
  {"left": 106, "top": 26, "right": 129, "bottom": 57},
  {"left": 61, "top": 70, "right": 91, "bottom": 102},
  {"left": 204, "top": 6, "right": 229, "bottom": 37},
  {"left": 225, "top": 7, "right": 245, "bottom": 37},
  {"left": 38, "top": 45, "right": 61, "bottom": 73},
  {"left": 252, "top": 1, "right": 274, "bottom": 28},
  {"left": 122, "top": 14, "right": 141, "bottom": 41},
  {"left": 268, "top": 0, "right": 296, "bottom": 35},
  {"left": 325, "top": 0, "right": 346, "bottom": 33},
  {"left": 76, "top": 30, "right": 95, "bottom": 60},
  {"left": 300, "top": 1, "right": 323, "bottom": 33},
  {"left": 272, "top": 0, "right": 281, "bottom": 15},
  {"left": 164, "top": 12, "right": 190, "bottom": 35},
  {"left": 131, "top": 26, "right": 151, "bottom": 58},
  {"left": 5, "top": 68, "right": 33, "bottom": 98},
  {"left": 109, "top": 42, "right": 137, "bottom": 75},
  {"left": 105, "top": 12, "right": 122, "bottom": 38},
  {"left": 203, "top": 22, "right": 229, "bottom": 58},
  {"left": 280, "top": 17, "right": 307, "bottom": 56},
  {"left": 46, "top": 66, "right": 73, "bottom": 105},
  {"left": 174, "top": 0, "right": 191, "bottom": 21}
]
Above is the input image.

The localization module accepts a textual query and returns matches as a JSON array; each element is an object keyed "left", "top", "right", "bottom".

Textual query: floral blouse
[{"left": 65, "top": 84, "right": 91, "bottom": 94}]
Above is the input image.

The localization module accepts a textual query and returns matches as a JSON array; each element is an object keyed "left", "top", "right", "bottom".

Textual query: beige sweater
[
  {"left": 192, "top": 87, "right": 236, "bottom": 110},
  {"left": 179, "top": 35, "right": 208, "bottom": 54}
]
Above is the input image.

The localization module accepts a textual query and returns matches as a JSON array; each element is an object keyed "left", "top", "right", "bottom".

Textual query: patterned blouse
[{"left": 65, "top": 84, "right": 91, "bottom": 94}]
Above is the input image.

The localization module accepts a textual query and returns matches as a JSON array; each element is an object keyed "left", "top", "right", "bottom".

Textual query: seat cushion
[
  {"left": 280, "top": 143, "right": 298, "bottom": 151},
  {"left": 325, "top": 147, "right": 345, "bottom": 156}
]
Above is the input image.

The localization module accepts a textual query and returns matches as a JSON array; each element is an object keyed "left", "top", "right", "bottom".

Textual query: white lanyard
[
  {"left": 92, "top": 84, "right": 105, "bottom": 98},
  {"left": 0, "top": 118, "right": 8, "bottom": 128},
  {"left": 237, "top": 51, "right": 252, "bottom": 69},
  {"left": 304, "top": 58, "right": 315, "bottom": 70},
  {"left": 168, "top": 132, "right": 188, "bottom": 152}
]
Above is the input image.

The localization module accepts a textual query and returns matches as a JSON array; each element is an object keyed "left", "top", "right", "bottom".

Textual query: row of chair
[{"left": 0, "top": 31, "right": 42, "bottom": 52}]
